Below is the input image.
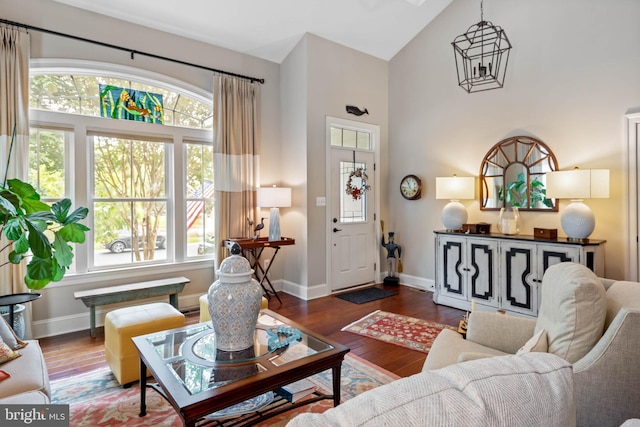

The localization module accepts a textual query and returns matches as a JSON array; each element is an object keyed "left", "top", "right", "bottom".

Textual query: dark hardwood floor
[{"left": 40, "top": 284, "right": 464, "bottom": 381}]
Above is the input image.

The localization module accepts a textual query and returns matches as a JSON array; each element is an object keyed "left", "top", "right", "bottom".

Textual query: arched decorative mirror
[{"left": 480, "top": 136, "right": 558, "bottom": 211}]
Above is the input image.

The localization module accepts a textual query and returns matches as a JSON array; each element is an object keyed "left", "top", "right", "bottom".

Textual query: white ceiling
[{"left": 50, "top": 0, "right": 453, "bottom": 63}]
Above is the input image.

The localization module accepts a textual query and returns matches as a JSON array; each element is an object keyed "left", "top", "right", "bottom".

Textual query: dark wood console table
[{"left": 223, "top": 237, "right": 295, "bottom": 304}]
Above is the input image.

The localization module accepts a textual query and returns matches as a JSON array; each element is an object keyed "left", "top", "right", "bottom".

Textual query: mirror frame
[{"left": 480, "top": 136, "right": 559, "bottom": 211}]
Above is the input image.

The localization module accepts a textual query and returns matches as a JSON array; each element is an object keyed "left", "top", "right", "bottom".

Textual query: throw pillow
[
  {"left": 516, "top": 329, "right": 548, "bottom": 355},
  {"left": 0, "top": 336, "right": 21, "bottom": 365},
  {"left": 0, "top": 369, "right": 9, "bottom": 381},
  {"left": 0, "top": 315, "right": 27, "bottom": 350},
  {"left": 535, "top": 262, "right": 606, "bottom": 363},
  {"left": 602, "top": 281, "right": 640, "bottom": 328}
]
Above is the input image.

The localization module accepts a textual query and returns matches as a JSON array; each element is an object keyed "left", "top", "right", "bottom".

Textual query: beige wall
[
  {"left": 388, "top": 0, "right": 640, "bottom": 282},
  {"left": 280, "top": 34, "right": 389, "bottom": 296}
]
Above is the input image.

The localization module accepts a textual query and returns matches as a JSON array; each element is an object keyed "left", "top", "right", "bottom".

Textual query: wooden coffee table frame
[{"left": 133, "top": 310, "right": 350, "bottom": 427}]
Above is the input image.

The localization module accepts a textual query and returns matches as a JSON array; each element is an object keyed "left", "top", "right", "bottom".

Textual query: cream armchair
[{"left": 424, "top": 262, "right": 640, "bottom": 427}]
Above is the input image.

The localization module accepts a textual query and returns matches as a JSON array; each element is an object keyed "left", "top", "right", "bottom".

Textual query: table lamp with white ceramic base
[
  {"left": 546, "top": 168, "right": 609, "bottom": 240},
  {"left": 257, "top": 186, "right": 292, "bottom": 241}
]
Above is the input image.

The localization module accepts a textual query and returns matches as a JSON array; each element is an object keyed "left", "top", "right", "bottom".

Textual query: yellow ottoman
[
  {"left": 104, "top": 302, "right": 185, "bottom": 386},
  {"left": 199, "top": 294, "right": 268, "bottom": 322}
]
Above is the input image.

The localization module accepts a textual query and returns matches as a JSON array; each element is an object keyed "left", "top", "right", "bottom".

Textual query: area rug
[
  {"left": 335, "top": 287, "right": 398, "bottom": 304},
  {"left": 341, "top": 310, "right": 456, "bottom": 353},
  {"left": 51, "top": 353, "right": 398, "bottom": 427}
]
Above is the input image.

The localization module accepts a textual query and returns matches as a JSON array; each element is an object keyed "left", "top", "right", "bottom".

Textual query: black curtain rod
[{"left": 0, "top": 18, "right": 265, "bottom": 84}]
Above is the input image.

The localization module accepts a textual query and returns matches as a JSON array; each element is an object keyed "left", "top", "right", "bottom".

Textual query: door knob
[{"left": 333, "top": 228, "right": 342, "bottom": 233}]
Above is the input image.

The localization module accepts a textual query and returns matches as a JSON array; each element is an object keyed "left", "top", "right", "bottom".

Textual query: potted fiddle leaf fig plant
[{"left": 0, "top": 125, "right": 89, "bottom": 290}]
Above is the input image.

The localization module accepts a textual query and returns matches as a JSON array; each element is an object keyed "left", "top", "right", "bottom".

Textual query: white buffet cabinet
[{"left": 433, "top": 231, "right": 606, "bottom": 317}]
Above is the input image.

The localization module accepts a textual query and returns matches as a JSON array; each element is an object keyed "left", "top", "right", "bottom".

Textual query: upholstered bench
[
  {"left": 104, "top": 302, "right": 185, "bottom": 386},
  {"left": 198, "top": 294, "right": 268, "bottom": 323}
]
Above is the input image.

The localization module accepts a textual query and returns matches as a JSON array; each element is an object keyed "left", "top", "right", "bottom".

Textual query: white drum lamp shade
[
  {"left": 436, "top": 176, "right": 475, "bottom": 231},
  {"left": 257, "top": 186, "right": 291, "bottom": 241},
  {"left": 546, "top": 169, "right": 609, "bottom": 240}
]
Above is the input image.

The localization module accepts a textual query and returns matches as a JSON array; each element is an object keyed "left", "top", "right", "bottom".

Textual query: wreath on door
[{"left": 345, "top": 167, "right": 371, "bottom": 200}]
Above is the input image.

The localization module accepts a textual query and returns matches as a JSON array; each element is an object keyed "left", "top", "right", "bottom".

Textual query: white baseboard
[
  {"left": 281, "top": 280, "right": 330, "bottom": 300},
  {"left": 398, "top": 272, "right": 435, "bottom": 292}
]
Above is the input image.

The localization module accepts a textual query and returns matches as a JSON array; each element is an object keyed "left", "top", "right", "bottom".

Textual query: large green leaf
[
  {"left": 13, "top": 233, "right": 29, "bottom": 254},
  {"left": 51, "top": 199, "right": 72, "bottom": 222},
  {"left": 7, "top": 179, "right": 50, "bottom": 213},
  {"left": 3, "top": 217, "right": 24, "bottom": 241},
  {"left": 25, "top": 220, "right": 52, "bottom": 259},
  {"left": 0, "top": 193, "right": 18, "bottom": 216},
  {"left": 64, "top": 206, "right": 89, "bottom": 225},
  {"left": 58, "top": 223, "right": 89, "bottom": 243},
  {"left": 53, "top": 234, "right": 74, "bottom": 267},
  {"left": 26, "top": 256, "right": 53, "bottom": 281}
]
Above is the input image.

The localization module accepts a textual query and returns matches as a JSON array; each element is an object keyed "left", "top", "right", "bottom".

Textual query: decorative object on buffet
[
  {"left": 257, "top": 185, "right": 292, "bottom": 241},
  {"left": 534, "top": 227, "right": 558, "bottom": 240},
  {"left": 545, "top": 168, "right": 609, "bottom": 240},
  {"left": 462, "top": 222, "right": 491, "bottom": 234},
  {"left": 452, "top": 0, "right": 512, "bottom": 93},
  {"left": 497, "top": 206, "right": 520, "bottom": 235},
  {"left": 207, "top": 242, "right": 262, "bottom": 351},
  {"left": 436, "top": 175, "right": 475, "bottom": 231},
  {"left": 480, "top": 136, "right": 558, "bottom": 211}
]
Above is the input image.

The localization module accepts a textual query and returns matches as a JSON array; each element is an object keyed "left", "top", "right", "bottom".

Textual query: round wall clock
[{"left": 400, "top": 174, "right": 422, "bottom": 200}]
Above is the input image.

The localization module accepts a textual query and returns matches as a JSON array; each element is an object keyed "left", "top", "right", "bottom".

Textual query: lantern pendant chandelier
[{"left": 452, "top": 0, "right": 512, "bottom": 93}]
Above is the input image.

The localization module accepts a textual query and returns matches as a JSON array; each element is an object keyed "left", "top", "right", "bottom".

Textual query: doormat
[
  {"left": 336, "top": 287, "right": 398, "bottom": 304},
  {"left": 341, "top": 310, "right": 456, "bottom": 353}
]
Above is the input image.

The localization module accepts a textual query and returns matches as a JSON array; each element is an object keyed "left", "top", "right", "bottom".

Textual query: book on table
[{"left": 276, "top": 378, "right": 316, "bottom": 402}]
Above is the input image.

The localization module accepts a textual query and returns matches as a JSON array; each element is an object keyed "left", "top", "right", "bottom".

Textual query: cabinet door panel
[
  {"left": 538, "top": 245, "right": 580, "bottom": 273},
  {"left": 438, "top": 238, "right": 466, "bottom": 299},
  {"left": 469, "top": 240, "right": 499, "bottom": 307},
  {"left": 502, "top": 244, "right": 538, "bottom": 316}
]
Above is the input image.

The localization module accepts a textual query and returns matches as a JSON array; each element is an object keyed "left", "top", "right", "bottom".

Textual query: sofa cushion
[
  {"left": 603, "top": 280, "right": 640, "bottom": 329},
  {"left": 516, "top": 329, "right": 548, "bottom": 355},
  {"left": 287, "top": 353, "right": 575, "bottom": 427},
  {"left": 535, "top": 262, "right": 606, "bottom": 363}
]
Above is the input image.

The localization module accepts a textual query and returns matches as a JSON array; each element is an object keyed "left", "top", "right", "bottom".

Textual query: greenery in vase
[{"left": 0, "top": 126, "right": 89, "bottom": 290}]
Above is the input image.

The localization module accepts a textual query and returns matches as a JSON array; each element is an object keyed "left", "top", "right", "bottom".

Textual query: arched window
[{"left": 29, "top": 60, "right": 215, "bottom": 275}]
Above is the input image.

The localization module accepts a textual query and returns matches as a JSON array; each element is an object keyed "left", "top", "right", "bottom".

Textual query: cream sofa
[
  {"left": 423, "top": 262, "right": 640, "bottom": 427},
  {"left": 0, "top": 338, "right": 51, "bottom": 403},
  {"left": 287, "top": 352, "right": 575, "bottom": 426}
]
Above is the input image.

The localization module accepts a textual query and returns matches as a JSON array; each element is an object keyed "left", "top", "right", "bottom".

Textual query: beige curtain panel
[
  {"left": 213, "top": 73, "right": 261, "bottom": 269},
  {"left": 0, "top": 24, "right": 32, "bottom": 336}
]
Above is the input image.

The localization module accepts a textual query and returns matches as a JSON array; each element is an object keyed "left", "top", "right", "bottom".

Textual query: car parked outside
[{"left": 102, "top": 230, "right": 167, "bottom": 253}]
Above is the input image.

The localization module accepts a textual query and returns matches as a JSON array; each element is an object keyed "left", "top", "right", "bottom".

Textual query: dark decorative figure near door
[{"left": 381, "top": 232, "right": 402, "bottom": 286}]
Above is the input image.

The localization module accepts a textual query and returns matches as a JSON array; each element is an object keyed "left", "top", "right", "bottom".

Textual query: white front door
[{"left": 327, "top": 118, "right": 378, "bottom": 291}]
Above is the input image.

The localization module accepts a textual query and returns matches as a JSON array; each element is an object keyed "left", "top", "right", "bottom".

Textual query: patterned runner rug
[
  {"left": 342, "top": 310, "right": 456, "bottom": 353},
  {"left": 51, "top": 353, "right": 398, "bottom": 427}
]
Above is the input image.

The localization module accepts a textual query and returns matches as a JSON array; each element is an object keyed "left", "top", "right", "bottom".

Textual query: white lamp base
[
  {"left": 561, "top": 200, "right": 595, "bottom": 240},
  {"left": 442, "top": 200, "right": 468, "bottom": 231},
  {"left": 268, "top": 207, "right": 281, "bottom": 241}
]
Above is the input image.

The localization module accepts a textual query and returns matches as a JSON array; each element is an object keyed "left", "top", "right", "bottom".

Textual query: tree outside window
[{"left": 93, "top": 136, "right": 168, "bottom": 265}]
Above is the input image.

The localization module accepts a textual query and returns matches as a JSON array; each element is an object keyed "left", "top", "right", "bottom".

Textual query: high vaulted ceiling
[{"left": 50, "top": 0, "right": 453, "bottom": 63}]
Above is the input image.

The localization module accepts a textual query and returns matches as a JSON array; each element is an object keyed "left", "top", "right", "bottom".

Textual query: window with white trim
[{"left": 29, "top": 62, "right": 214, "bottom": 274}]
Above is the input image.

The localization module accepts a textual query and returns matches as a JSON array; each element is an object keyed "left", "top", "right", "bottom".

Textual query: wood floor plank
[{"left": 40, "top": 284, "right": 464, "bottom": 380}]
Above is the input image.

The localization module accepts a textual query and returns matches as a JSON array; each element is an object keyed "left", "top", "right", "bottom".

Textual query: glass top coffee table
[{"left": 132, "top": 309, "right": 350, "bottom": 427}]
